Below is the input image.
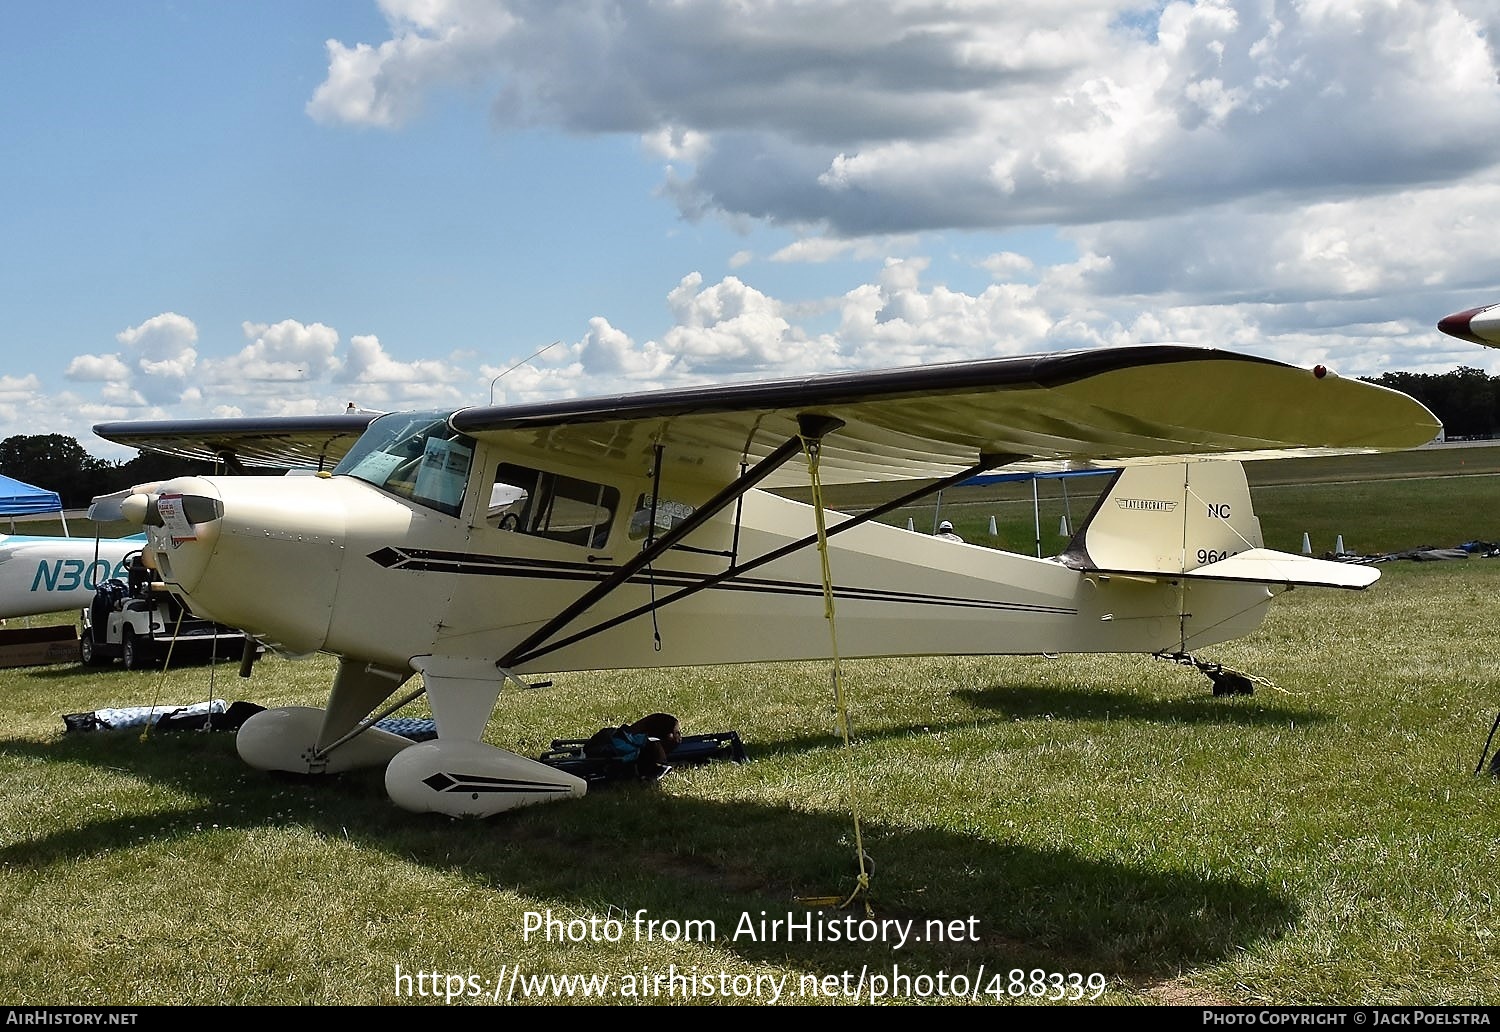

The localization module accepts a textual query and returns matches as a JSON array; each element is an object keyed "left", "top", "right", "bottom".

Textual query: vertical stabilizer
[{"left": 1060, "top": 460, "right": 1263, "bottom": 576}]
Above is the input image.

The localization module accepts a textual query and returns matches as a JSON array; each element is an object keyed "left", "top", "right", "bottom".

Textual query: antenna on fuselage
[{"left": 488, "top": 340, "right": 562, "bottom": 404}]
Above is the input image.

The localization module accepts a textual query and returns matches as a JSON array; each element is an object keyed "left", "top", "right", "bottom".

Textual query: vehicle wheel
[
  {"left": 121, "top": 629, "right": 145, "bottom": 670},
  {"left": 79, "top": 633, "right": 107, "bottom": 667}
]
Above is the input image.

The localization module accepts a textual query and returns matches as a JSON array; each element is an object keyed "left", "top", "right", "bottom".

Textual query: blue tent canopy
[
  {"left": 0, "top": 474, "right": 67, "bottom": 536},
  {"left": 0, "top": 474, "right": 61, "bottom": 517}
]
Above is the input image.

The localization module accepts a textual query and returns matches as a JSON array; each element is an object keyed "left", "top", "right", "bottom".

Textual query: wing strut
[
  {"left": 504, "top": 449, "right": 1022, "bottom": 669},
  {"left": 217, "top": 449, "right": 248, "bottom": 476},
  {"left": 495, "top": 416, "right": 846, "bottom": 671}
]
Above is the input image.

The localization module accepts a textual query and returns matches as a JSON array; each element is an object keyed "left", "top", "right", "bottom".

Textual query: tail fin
[{"left": 1060, "top": 460, "right": 1376, "bottom": 589}]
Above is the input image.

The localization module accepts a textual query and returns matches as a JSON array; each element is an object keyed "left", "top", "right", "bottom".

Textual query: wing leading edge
[{"left": 93, "top": 346, "right": 1440, "bottom": 485}]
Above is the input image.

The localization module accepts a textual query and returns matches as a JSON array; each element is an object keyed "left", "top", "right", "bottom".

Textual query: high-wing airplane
[
  {"left": 0, "top": 533, "right": 143, "bottom": 621},
  {"left": 1438, "top": 304, "right": 1500, "bottom": 347},
  {"left": 93, "top": 345, "right": 1440, "bottom": 819}
]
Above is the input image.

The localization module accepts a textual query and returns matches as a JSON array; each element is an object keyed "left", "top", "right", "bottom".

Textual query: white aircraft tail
[{"left": 1059, "top": 460, "right": 1376, "bottom": 589}]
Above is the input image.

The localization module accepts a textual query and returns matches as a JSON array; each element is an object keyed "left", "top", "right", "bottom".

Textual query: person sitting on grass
[{"left": 934, "top": 520, "right": 963, "bottom": 543}]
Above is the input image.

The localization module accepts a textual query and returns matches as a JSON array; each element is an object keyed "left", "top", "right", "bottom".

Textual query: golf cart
[{"left": 79, "top": 550, "right": 253, "bottom": 670}]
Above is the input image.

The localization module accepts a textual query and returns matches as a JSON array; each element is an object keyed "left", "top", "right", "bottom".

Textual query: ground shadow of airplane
[
  {"left": 1, "top": 724, "right": 1297, "bottom": 992},
  {"left": 959, "top": 680, "right": 1333, "bottom": 727}
]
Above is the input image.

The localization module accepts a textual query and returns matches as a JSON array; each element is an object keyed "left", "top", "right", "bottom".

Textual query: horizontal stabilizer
[
  {"left": 1087, "top": 548, "right": 1377, "bottom": 590},
  {"left": 1184, "top": 548, "right": 1378, "bottom": 589}
]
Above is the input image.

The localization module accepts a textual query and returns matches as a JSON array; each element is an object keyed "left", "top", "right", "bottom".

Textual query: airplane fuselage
[
  {"left": 142, "top": 461, "right": 1270, "bottom": 680},
  {"left": 0, "top": 534, "right": 141, "bottom": 620}
]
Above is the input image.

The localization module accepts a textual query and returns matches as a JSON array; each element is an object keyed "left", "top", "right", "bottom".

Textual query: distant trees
[
  {"left": 0, "top": 434, "right": 216, "bottom": 509},
  {"left": 1360, "top": 367, "right": 1500, "bottom": 440}
]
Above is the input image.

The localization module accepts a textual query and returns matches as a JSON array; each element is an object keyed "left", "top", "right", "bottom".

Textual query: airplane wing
[
  {"left": 93, "top": 346, "right": 1440, "bottom": 487},
  {"left": 91, "top": 412, "right": 379, "bottom": 472}
]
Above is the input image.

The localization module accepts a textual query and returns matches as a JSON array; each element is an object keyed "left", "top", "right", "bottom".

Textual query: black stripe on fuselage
[{"left": 367, "top": 546, "right": 1077, "bottom": 616}]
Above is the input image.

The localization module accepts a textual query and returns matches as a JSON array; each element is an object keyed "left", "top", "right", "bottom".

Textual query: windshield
[{"left": 333, "top": 410, "right": 475, "bottom": 517}]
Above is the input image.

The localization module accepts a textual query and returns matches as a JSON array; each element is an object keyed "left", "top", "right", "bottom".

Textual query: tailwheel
[
  {"left": 385, "top": 739, "right": 587, "bottom": 818},
  {"left": 236, "top": 706, "right": 417, "bottom": 775}
]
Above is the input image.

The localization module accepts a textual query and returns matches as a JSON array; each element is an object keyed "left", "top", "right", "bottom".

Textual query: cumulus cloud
[
  {"left": 62, "top": 312, "right": 200, "bottom": 407},
  {"left": 113, "top": 311, "right": 199, "bottom": 371},
  {"left": 307, "top": 0, "right": 518, "bottom": 126},
  {"left": 64, "top": 355, "right": 131, "bottom": 382},
  {"left": 833, "top": 258, "right": 1053, "bottom": 368},
  {"left": 655, "top": 272, "right": 841, "bottom": 377},
  {"left": 210, "top": 320, "right": 342, "bottom": 383},
  {"left": 0, "top": 374, "right": 42, "bottom": 402},
  {"left": 1051, "top": 180, "right": 1500, "bottom": 305},
  {"left": 15, "top": 2, "right": 1500, "bottom": 452},
  {"left": 981, "top": 252, "right": 1036, "bottom": 279},
  {"left": 309, "top": 1, "right": 1500, "bottom": 236},
  {"left": 769, "top": 235, "right": 917, "bottom": 264},
  {"left": 283, "top": 1, "right": 1500, "bottom": 398},
  {"left": 337, "top": 333, "right": 453, "bottom": 384},
  {"left": 575, "top": 316, "right": 674, "bottom": 380}
]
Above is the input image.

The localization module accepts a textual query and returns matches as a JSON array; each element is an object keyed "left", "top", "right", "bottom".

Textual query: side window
[{"left": 489, "top": 463, "right": 620, "bottom": 549}]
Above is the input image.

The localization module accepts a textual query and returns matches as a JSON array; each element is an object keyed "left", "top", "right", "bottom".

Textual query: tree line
[
  {"left": 0, "top": 434, "right": 217, "bottom": 510},
  {"left": 1, "top": 366, "right": 1496, "bottom": 508},
  {"left": 1359, "top": 367, "right": 1500, "bottom": 440}
]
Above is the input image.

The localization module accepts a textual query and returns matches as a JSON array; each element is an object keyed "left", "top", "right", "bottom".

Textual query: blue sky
[{"left": 3, "top": 1, "right": 1500, "bottom": 460}]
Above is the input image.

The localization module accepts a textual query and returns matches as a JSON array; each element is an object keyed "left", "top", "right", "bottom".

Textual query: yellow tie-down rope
[
  {"left": 139, "top": 604, "right": 188, "bottom": 742},
  {"left": 793, "top": 434, "right": 874, "bottom": 915}
]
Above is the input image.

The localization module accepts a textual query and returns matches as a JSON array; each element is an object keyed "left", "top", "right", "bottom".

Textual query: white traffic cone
[
  {"left": 988, "top": 515, "right": 997, "bottom": 536},
  {"left": 1059, "top": 515, "right": 1070, "bottom": 536},
  {"left": 1335, "top": 534, "right": 1346, "bottom": 554},
  {"left": 906, "top": 517, "right": 915, "bottom": 532},
  {"left": 1301, "top": 532, "right": 1312, "bottom": 554}
]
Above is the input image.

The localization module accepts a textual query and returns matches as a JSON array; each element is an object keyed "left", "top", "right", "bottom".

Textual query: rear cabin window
[{"left": 489, "top": 463, "right": 619, "bottom": 549}]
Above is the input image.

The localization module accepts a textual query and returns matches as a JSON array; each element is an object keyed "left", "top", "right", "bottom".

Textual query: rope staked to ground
[
  {"left": 139, "top": 604, "right": 188, "bottom": 743},
  {"left": 796, "top": 433, "right": 873, "bottom": 915}
]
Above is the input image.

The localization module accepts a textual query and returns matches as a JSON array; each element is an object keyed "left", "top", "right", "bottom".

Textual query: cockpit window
[{"left": 333, "top": 411, "right": 474, "bottom": 517}]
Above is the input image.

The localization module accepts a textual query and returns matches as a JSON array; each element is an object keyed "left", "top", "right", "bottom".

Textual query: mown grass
[{"left": 2, "top": 452, "right": 1499, "bottom": 1006}]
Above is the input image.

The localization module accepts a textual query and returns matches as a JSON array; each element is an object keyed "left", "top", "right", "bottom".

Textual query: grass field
[{"left": 2, "top": 449, "right": 1499, "bottom": 1007}]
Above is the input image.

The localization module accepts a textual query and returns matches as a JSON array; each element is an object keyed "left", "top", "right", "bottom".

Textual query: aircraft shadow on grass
[
  {"left": 0, "top": 724, "right": 1298, "bottom": 983},
  {"left": 957, "top": 681, "right": 1334, "bottom": 727},
  {"left": 723, "top": 678, "right": 1332, "bottom": 764}
]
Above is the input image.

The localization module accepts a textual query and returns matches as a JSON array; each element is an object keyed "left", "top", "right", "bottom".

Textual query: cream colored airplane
[{"left": 93, "top": 345, "right": 1440, "bottom": 819}]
